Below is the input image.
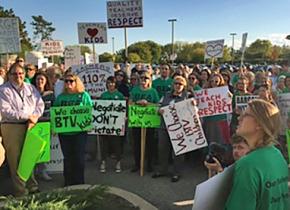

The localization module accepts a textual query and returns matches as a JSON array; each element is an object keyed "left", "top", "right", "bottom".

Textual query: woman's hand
[{"left": 136, "top": 99, "right": 148, "bottom": 106}]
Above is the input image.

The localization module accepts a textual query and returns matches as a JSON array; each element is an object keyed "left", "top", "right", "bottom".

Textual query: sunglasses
[
  {"left": 17, "top": 60, "right": 24, "bottom": 63},
  {"left": 161, "top": 68, "right": 169, "bottom": 70},
  {"left": 174, "top": 82, "right": 183, "bottom": 86},
  {"left": 141, "top": 77, "right": 150, "bottom": 80},
  {"left": 11, "top": 72, "right": 24, "bottom": 76},
  {"left": 211, "top": 80, "right": 219, "bottom": 84},
  {"left": 65, "top": 79, "right": 75, "bottom": 83},
  {"left": 116, "top": 74, "right": 124, "bottom": 77}
]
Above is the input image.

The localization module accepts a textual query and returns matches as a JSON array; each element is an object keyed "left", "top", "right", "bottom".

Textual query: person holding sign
[
  {"left": 152, "top": 76, "right": 188, "bottom": 182},
  {"left": 129, "top": 71, "right": 160, "bottom": 172},
  {"left": 152, "top": 63, "right": 173, "bottom": 99},
  {"left": 0, "top": 62, "right": 44, "bottom": 197},
  {"left": 99, "top": 76, "right": 125, "bottom": 173},
  {"left": 225, "top": 99, "right": 289, "bottom": 210},
  {"left": 54, "top": 72, "right": 92, "bottom": 186}
]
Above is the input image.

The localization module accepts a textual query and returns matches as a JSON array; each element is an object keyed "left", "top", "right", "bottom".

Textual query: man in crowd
[
  {"left": 0, "top": 62, "right": 44, "bottom": 196},
  {"left": 152, "top": 63, "right": 173, "bottom": 99}
]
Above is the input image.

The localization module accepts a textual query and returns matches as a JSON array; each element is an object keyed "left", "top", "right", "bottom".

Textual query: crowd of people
[{"left": 0, "top": 57, "right": 289, "bottom": 209}]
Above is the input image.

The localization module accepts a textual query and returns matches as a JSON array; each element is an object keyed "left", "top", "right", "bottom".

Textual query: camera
[{"left": 205, "top": 142, "right": 228, "bottom": 166}]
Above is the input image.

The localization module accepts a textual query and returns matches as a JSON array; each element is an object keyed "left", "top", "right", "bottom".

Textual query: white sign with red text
[
  {"left": 41, "top": 40, "right": 64, "bottom": 57},
  {"left": 78, "top": 23, "right": 108, "bottom": 44},
  {"left": 194, "top": 86, "right": 232, "bottom": 117},
  {"left": 162, "top": 99, "right": 207, "bottom": 156}
]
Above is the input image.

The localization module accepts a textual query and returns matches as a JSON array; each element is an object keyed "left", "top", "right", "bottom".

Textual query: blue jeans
[{"left": 59, "top": 132, "right": 87, "bottom": 186}]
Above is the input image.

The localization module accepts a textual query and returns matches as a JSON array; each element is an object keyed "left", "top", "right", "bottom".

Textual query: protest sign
[
  {"left": 64, "top": 46, "right": 81, "bottom": 70},
  {"left": 286, "top": 130, "right": 290, "bottom": 163},
  {"left": 17, "top": 131, "right": 46, "bottom": 181},
  {"left": 0, "top": 18, "right": 21, "bottom": 53},
  {"left": 278, "top": 93, "right": 290, "bottom": 135},
  {"left": 107, "top": 0, "right": 143, "bottom": 28},
  {"left": 194, "top": 86, "right": 232, "bottom": 117},
  {"left": 204, "top": 39, "right": 224, "bottom": 59},
  {"left": 50, "top": 105, "right": 93, "bottom": 133},
  {"left": 78, "top": 22, "right": 108, "bottom": 44},
  {"left": 46, "top": 135, "right": 64, "bottom": 173},
  {"left": 90, "top": 100, "right": 126, "bottom": 136},
  {"left": 41, "top": 40, "right": 64, "bottom": 57},
  {"left": 192, "top": 165, "right": 234, "bottom": 210},
  {"left": 25, "top": 51, "right": 44, "bottom": 66},
  {"left": 128, "top": 105, "right": 160, "bottom": 128},
  {"left": 235, "top": 95, "right": 258, "bottom": 110},
  {"left": 162, "top": 99, "right": 207, "bottom": 156},
  {"left": 85, "top": 52, "right": 99, "bottom": 64},
  {"left": 240, "top": 33, "right": 248, "bottom": 53},
  {"left": 72, "top": 62, "right": 114, "bottom": 98}
]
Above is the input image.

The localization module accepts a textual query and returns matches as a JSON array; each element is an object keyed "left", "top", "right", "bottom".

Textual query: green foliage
[
  {"left": 128, "top": 53, "right": 141, "bottom": 63},
  {"left": 245, "top": 39, "right": 272, "bottom": 63},
  {"left": 99, "top": 52, "right": 114, "bottom": 62},
  {"left": 31, "top": 15, "right": 55, "bottom": 41},
  {"left": 80, "top": 45, "right": 91, "bottom": 56}
]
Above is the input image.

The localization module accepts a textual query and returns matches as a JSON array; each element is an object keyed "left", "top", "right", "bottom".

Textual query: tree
[
  {"left": 245, "top": 39, "right": 272, "bottom": 63},
  {"left": 31, "top": 15, "right": 55, "bottom": 41},
  {"left": 79, "top": 45, "right": 91, "bottom": 56},
  {"left": 269, "top": 45, "right": 282, "bottom": 62},
  {"left": 99, "top": 52, "right": 114, "bottom": 62},
  {"left": 0, "top": 6, "right": 33, "bottom": 56},
  {"left": 128, "top": 52, "right": 141, "bottom": 63}
]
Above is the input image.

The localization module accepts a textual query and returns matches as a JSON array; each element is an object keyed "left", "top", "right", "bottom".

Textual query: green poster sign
[
  {"left": 32, "top": 122, "right": 50, "bottom": 163},
  {"left": 50, "top": 105, "right": 93, "bottom": 133},
  {"left": 17, "top": 131, "right": 46, "bottom": 182},
  {"left": 286, "top": 130, "right": 290, "bottom": 163},
  {"left": 128, "top": 105, "right": 160, "bottom": 128}
]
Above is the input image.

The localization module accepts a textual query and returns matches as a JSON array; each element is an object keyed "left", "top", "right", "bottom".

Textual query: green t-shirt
[
  {"left": 152, "top": 77, "right": 173, "bottom": 98},
  {"left": 282, "top": 87, "right": 290, "bottom": 93},
  {"left": 100, "top": 90, "right": 125, "bottom": 100},
  {"left": 129, "top": 86, "right": 160, "bottom": 103},
  {"left": 54, "top": 91, "right": 93, "bottom": 107},
  {"left": 225, "top": 146, "right": 289, "bottom": 210}
]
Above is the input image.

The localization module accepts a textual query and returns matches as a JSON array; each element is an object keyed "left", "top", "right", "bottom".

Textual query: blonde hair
[
  {"left": 248, "top": 99, "right": 281, "bottom": 146},
  {"left": 63, "top": 72, "right": 85, "bottom": 93},
  {"left": 174, "top": 75, "right": 187, "bottom": 87},
  {"left": 140, "top": 71, "right": 152, "bottom": 88}
]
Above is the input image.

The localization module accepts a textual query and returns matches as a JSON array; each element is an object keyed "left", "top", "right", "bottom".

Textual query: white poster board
[
  {"left": 46, "top": 135, "right": 63, "bottom": 173},
  {"left": 64, "top": 46, "right": 81, "bottom": 70},
  {"left": 162, "top": 99, "right": 207, "bottom": 155},
  {"left": 72, "top": 62, "right": 114, "bottom": 98},
  {"left": 235, "top": 95, "right": 258, "bottom": 110},
  {"left": 25, "top": 51, "right": 44, "bottom": 66},
  {"left": 41, "top": 40, "right": 64, "bottom": 57},
  {"left": 204, "top": 39, "right": 224, "bottom": 59},
  {"left": 78, "top": 23, "right": 107, "bottom": 44},
  {"left": 90, "top": 100, "right": 126, "bottom": 136},
  {"left": 0, "top": 18, "right": 21, "bottom": 53},
  {"left": 85, "top": 52, "right": 99, "bottom": 64},
  {"left": 107, "top": 0, "right": 143, "bottom": 28},
  {"left": 194, "top": 86, "right": 232, "bottom": 117},
  {"left": 278, "top": 93, "right": 290, "bottom": 135},
  {"left": 240, "top": 33, "right": 248, "bottom": 53}
]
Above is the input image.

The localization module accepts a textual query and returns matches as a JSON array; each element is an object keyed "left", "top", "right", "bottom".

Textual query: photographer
[{"left": 204, "top": 135, "right": 250, "bottom": 178}]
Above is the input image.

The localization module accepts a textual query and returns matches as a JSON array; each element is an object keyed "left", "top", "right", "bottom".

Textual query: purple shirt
[{"left": 0, "top": 81, "right": 44, "bottom": 123}]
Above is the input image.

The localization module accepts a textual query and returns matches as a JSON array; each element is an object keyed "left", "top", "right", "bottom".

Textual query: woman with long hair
[
  {"left": 53, "top": 72, "right": 92, "bottom": 186},
  {"left": 225, "top": 99, "right": 288, "bottom": 209}
]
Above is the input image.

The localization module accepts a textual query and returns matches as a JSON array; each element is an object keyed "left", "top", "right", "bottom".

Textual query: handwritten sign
[
  {"left": 128, "top": 105, "right": 160, "bottom": 128},
  {"left": 0, "top": 18, "right": 21, "bottom": 53},
  {"left": 235, "top": 95, "right": 258, "bottom": 110},
  {"left": 107, "top": 0, "right": 143, "bottom": 28},
  {"left": 46, "top": 135, "right": 64, "bottom": 173},
  {"left": 205, "top": 39, "right": 224, "bottom": 59},
  {"left": 64, "top": 46, "right": 81, "bottom": 70},
  {"left": 90, "top": 100, "right": 126, "bottom": 136},
  {"left": 72, "top": 62, "right": 114, "bottom": 98},
  {"left": 50, "top": 105, "right": 92, "bottom": 133},
  {"left": 278, "top": 93, "right": 290, "bottom": 135},
  {"left": 41, "top": 40, "right": 64, "bottom": 56},
  {"left": 78, "top": 22, "right": 108, "bottom": 44},
  {"left": 162, "top": 99, "right": 207, "bottom": 156},
  {"left": 194, "top": 86, "right": 232, "bottom": 117}
]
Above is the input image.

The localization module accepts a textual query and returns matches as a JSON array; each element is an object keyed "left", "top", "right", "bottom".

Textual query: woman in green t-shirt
[
  {"left": 54, "top": 72, "right": 92, "bottom": 186},
  {"left": 129, "top": 71, "right": 160, "bottom": 172},
  {"left": 225, "top": 99, "right": 288, "bottom": 210}
]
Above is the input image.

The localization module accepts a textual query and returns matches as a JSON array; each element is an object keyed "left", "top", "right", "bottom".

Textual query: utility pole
[
  {"left": 230, "top": 33, "right": 237, "bottom": 65},
  {"left": 168, "top": 19, "right": 177, "bottom": 65}
]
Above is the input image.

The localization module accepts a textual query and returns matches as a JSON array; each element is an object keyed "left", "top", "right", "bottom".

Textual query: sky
[{"left": 1, "top": 0, "right": 290, "bottom": 54}]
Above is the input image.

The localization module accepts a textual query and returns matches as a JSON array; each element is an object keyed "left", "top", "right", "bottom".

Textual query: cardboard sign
[
  {"left": 0, "top": 18, "right": 21, "bottom": 53},
  {"left": 72, "top": 62, "right": 114, "bottom": 98},
  {"left": 235, "top": 95, "right": 258, "bottom": 110},
  {"left": 64, "top": 46, "right": 81, "bottom": 70},
  {"left": 194, "top": 86, "right": 232, "bottom": 117},
  {"left": 90, "top": 100, "right": 126, "bottom": 136},
  {"left": 205, "top": 39, "right": 224, "bottom": 59},
  {"left": 46, "top": 135, "right": 64, "bottom": 173},
  {"left": 278, "top": 93, "right": 290, "bottom": 135},
  {"left": 78, "top": 22, "right": 108, "bottom": 44},
  {"left": 41, "top": 40, "right": 64, "bottom": 56},
  {"left": 50, "top": 105, "right": 93, "bottom": 133},
  {"left": 128, "top": 105, "right": 160, "bottom": 128},
  {"left": 17, "top": 131, "right": 47, "bottom": 181},
  {"left": 107, "top": 0, "right": 143, "bottom": 28},
  {"left": 162, "top": 99, "right": 207, "bottom": 156}
]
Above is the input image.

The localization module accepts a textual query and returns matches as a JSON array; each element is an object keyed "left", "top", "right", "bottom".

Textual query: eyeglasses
[
  {"left": 189, "top": 77, "right": 196, "bottom": 80},
  {"left": 141, "top": 77, "right": 150, "bottom": 80},
  {"left": 65, "top": 79, "right": 75, "bottom": 83},
  {"left": 11, "top": 72, "right": 24, "bottom": 76},
  {"left": 210, "top": 80, "right": 219, "bottom": 84},
  {"left": 26, "top": 68, "right": 35, "bottom": 71},
  {"left": 17, "top": 60, "right": 24, "bottom": 63},
  {"left": 174, "top": 82, "right": 184, "bottom": 86}
]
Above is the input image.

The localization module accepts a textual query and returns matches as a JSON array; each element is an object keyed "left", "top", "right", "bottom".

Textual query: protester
[
  {"left": 282, "top": 75, "right": 290, "bottom": 93},
  {"left": 15, "top": 56, "right": 25, "bottom": 68},
  {"left": 152, "top": 76, "right": 188, "bottom": 182},
  {"left": 32, "top": 71, "right": 55, "bottom": 181},
  {"left": 128, "top": 73, "right": 139, "bottom": 91},
  {"left": 24, "top": 64, "right": 37, "bottom": 84},
  {"left": 225, "top": 99, "right": 289, "bottom": 210},
  {"left": 46, "top": 66, "right": 63, "bottom": 97},
  {"left": 53, "top": 72, "right": 92, "bottom": 186},
  {"left": 0, "top": 62, "right": 44, "bottom": 196},
  {"left": 187, "top": 72, "right": 202, "bottom": 98},
  {"left": 199, "top": 67, "right": 211, "bottom": 88},
  {"left": 129, "top": 71, "right": 159, "bottom": 172},
  {"left": 152, "top": 63, "right": 173, "bottom": 99},
  {"left": 115, "top": 70, "right": 130, "bottom": 99}
]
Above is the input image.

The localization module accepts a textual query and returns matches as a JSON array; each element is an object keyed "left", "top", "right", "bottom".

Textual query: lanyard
[{"left": 10, "top": 82, "right": 24, "bottom": 103}]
